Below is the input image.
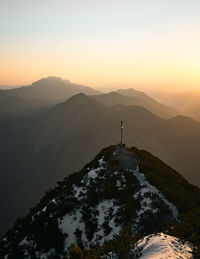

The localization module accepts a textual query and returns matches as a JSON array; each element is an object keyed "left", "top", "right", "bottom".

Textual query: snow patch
[
  {"left": 91, "top": 199, "right": 121, "bottom": 245},
  {"left": 73, "top": 185, "right": 87, "bottom": 200},
  {"left": 19, "top": 237, "right": 34, "bottom": 247},
  {"left": 99, "top": 157, "right": 105, "bottom": 167},
  {"left": 102, "top": 233, "right": 193, "bottom": 259},
  {"left": 50, "top": 198, "right": 57, "bottom": 204},
  {"left": 131, "top": 166, "right": 178, "bottom": 221},
  {"left": 135, "top": 233, "right": 193, "bottom": 259},
  {"left": 42, "top": 206, "right": 47, "bottom": 213},
  {"left": 35, "top": 248, "right": 56, "bottom": 259},
  {"left": 58, "top": 199, "right": 121, "bottom": 250},
  {"left": 19, "top": 236, "right": 36, "bottom": 258},
  {"left": 116, "top": 180, "right": 121, "bottom": 188},
  {"left": 80, "top": 157, "right": 106, "bottom": 187},
  {"left": 58, "top": 209, "right": 87, "bottom": 251},
  {"left": 116, "top": 174, "right": 126, "bottom": 190},
  {"left": 87, "top": 168, "right": 100, "bottom": 180}
]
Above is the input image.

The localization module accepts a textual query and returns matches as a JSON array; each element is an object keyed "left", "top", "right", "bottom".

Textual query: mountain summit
[
  {"left": 1, "top": 145, "right": 199, "bottom": 258},
  {"left": 7, "top": 76, "right": 101, "bottom": 106},
  {"left": 93, "top": 89, "right": 176, "bottom": 118}
]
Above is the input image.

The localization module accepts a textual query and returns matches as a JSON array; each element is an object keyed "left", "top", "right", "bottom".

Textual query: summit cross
[{"left": 120, "top": 121, "right": 124, "bottom": 147}]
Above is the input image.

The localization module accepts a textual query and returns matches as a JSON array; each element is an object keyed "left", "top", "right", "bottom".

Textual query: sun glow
[{"left": 0, "top": 1, "right": 200, "bottom": 90}]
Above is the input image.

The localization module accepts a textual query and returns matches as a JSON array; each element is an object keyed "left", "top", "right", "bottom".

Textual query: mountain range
[
  {"left": 1, "top": 77, "right": 176, "bottom": 118},
  {"left": 0, "top": 90, "right": 38, "bottom": 115},
  {"left": 0, "top": 145, "right": 198, "bottom": 258},
  {"left": 150, "top": 90, "right": 200, "bottom": 121},
  {"left": 6, "top": 76, "right": 101, "bottom": 107},
  {"left": 0, "top": 77, "right": 200, "bottom": 240},
  {"left": 92, "top": 89, "right": 176, "bottom": 118}
]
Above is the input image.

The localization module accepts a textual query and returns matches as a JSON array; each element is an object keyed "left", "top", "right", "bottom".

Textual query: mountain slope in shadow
[
  {"left": 93, "top": 90, "right": 177, "bottom": 118},
  {"left": 0, "top": 93, "right": 200, "bottom": 236},
  {"left": 6, "top": 76, "right": 102, "bottom": 107}
]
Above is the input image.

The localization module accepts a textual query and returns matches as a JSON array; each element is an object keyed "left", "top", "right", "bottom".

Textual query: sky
[{"left": 0, "top": 0, "right": 200, "bottom": 91}]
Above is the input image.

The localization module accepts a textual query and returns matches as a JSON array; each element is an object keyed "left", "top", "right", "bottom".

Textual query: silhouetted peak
[
  {"left": 46, "top": 76, "right": 62, "bottom": 80},
  {"left": 64, "top": 93, "right": 90, "bottom": 103},
  {"left": 107, "top": 91, "right": 122, "bottom": 96},
  {"left": 31, "top": 76, "right": 71, "bottom": 87},
  {"left": 169, "top": 115, "right": 197, "bottom": 125},
  {"left": 53, "top": 93, "right": 104, "bottom": 114},
  {"left": 71, "top": 92, "right": 88, "bottom": 98},
  {"left": 117, "top": 88, "right": 146, "bottom": 97},
  {"left": 97, "top": 91, "right": 124, "bottom": 98}
]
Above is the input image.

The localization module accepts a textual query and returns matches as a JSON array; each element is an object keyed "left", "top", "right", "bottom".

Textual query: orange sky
[{"left": 0, "top": 0, "right": 200, "bottom": 91}]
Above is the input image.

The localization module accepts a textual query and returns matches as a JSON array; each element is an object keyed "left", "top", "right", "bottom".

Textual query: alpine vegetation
[{"left": 1, "top": 145, "right": 200, "bottom": 258}]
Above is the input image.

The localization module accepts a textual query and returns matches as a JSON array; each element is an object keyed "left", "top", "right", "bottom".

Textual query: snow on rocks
[
  {"left": 73, "top": 157, "right": 106, "bottom": 199},
  {"left": 58, "top": 209, "right": 87, "bottom": 251},
  {"left": 87, "top": 157, "right": 105, "bottom": 180},
  {"left": 19, "top": 237, "right": 34, "bottom": 247},
  {"left": 91, "top": 199, "right": 121, "bottom": 245},
  {"left": 42, "top": 206, "right": 47, "bottom": 213},
  {"left": 35, "top": 248, "right": 56, "bottom": 259},
  {"left": 1, "top": 148, "right": 194, "bottom": 259},
  {"left": 58, "top": 199, "right": 121, "bottom": 250},
  {"left": 99, "top": 157, "right": 106, "bottom": 167},
  {"left": 58, "top": 157, "right": 126, "bottom": 250},
  {"left": 73, "top": 185, "right": 87, "bottom": 199},
  {"left": 131, "top": 166, "right": 178, "bottom": 221},
  {"left": 101, "top": 251, "right": 118, "bottom": 259},
  {"left": 87, "top": 168, "right": 100, "bottom": 180},
  {"left": 102, "top": 233, "right": 193, "bottom": 259},
  {"left": 115, "top": 174, "right": 126, "bottom": 190},
  {"left": 19, "top": 236, "right": 36, "bottom": 257},
  {"left": 36, "top": 206, "right": 47, "bottom": 216},
  {"left": 63, "top": 159, "right": 180, "bottom": 251},
  {"left": 50, "top": 198, "right": 57, "bottom": 204},
  {"left": 134, "top": 233, "right": 193, "bottom": 259}
]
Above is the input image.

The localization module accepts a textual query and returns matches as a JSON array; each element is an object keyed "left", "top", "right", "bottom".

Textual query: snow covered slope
[
  {"left": 135, "top": 233, "right": 193, "bottom": 259},
  {"left": 103, "top": 233, "right": 193, "bottom": 259},
  {"left": 1, "top": 145, "right": 200, "bottom": 258}
]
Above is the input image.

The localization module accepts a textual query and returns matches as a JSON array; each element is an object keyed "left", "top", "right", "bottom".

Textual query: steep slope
[
  {"left": 113, "top": 89, "right": 176, "bottom": 118},
  {"left": 117, "top": 88, "right": 158, "bottom": 101},
  {"left": 1, "top": 94, "right": 200, "bottom": 236},
  {"left": 0, "top": 94, "right": 114, "bottom": 235},
  {"left": 7, "top": 76, "right": 101, "bottom": 106},
  {"left": 0, "top": 90, "right": 38, "bottom": 115},
  {"left": 134, "top": 233, "right": 193, "bottom": 259},
  {"left": 1, "top": 145, "right": 199, "bottom": 258}
]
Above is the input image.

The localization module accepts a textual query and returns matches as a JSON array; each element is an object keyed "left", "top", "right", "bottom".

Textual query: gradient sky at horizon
[{"left": 0, "top": 0, "right": 200, "bottom": 90}]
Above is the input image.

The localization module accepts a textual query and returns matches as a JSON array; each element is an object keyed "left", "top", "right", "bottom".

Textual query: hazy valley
[{"left": 0, "top": 77, "right": 200, "bottom": 258}]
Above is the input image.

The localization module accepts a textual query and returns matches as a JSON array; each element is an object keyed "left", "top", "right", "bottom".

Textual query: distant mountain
[
  {"left": 92, "top": 89, "right": 177, "bottom": 118},
  {"left": 1, "top": 93, "right": 200, "bottom": 236},
  {"left": 0, "top": 146, "right": 198, "bottom": 258},
  {"left": 172, "top": 91, "right": 200, "bottom": 121},
  {"left": 117, "top": 87, "right": 159, "bottom": 101},
  {"left": 0, "top": 85, "right": 18, "bottom": 90},
  {"left": 148, "top": 90, "right": 200, "bottom": 121},
  {"left": 6, "top": 76, "right": 101, "bottom": 106},
  {"left": 0, "top": 90, "right": 39, "bottom": 115}
]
